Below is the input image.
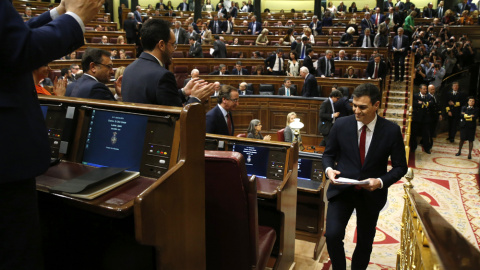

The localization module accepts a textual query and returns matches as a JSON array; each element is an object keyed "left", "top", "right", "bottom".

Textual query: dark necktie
[
  {"left": 359, "top": 125, "right": 367, "bottom": 165},
  {"left": 227, "top": 112, "right": 232, "bottom": 135}
]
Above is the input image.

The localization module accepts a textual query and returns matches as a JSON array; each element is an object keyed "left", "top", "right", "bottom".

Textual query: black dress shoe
[
  {"left": 425, "top": 149, "right": 431, "bottom": 154},
  {"left": 455, "top": 152, "right": 461, "bottom": 156},
  {"left": 446, "top": 137, "right": 451, "bottom": 141},
  {"left": 450, "top": 139, "right": 454, "bottom": 143},
  {"left": 468, "top": 155, "right": 472, "bottom": 159}
]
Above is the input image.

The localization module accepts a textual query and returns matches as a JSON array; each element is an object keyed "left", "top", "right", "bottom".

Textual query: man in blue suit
[
  {"left": 68, "top": 48, "right": 120, "bottom": 100},
  {"left": 0, "top": 0, "right": 103, "bottom": 269},
  {"left": 309, "top": 15, "right": 322, "bottom": 36},
  {"left": 371, "top": 7, "right": 385, "bottom": 29},
  {"left": 392, "top": 27, "right": 409, "bottom": 81},
  {"left": 231, "top": 61, "right": 249, "bottom": 75},
  {"left": 300, "top": 67, "right": 319, "bottom": 97},
  {"left": 247, "top": 15, "right": 262, "bottom": 35},
  {"left": 177, "top": 0, "right": 189, "bottom": 11},
  {"left": 122, "top": 19, "right": 213, "bottom": 106},
  {"left": 134, "top": 5, "right": 143, "bottom": 24},
  {"left": 323, "top": 83, "right": 407, "bottom": 270},
  {"left": 206, "top": 85, "right": 239, "bottom": 135}
]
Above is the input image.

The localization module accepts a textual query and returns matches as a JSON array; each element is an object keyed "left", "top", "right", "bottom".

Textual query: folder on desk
[{"left": 50, "top": 167, "right": 139, "bottom": 200}]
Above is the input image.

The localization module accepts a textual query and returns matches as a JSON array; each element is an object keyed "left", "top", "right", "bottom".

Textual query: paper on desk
[
  {"left": 210, "top": 48, "right": 214, "bottom": 55},
  {"left": 333, "top": 177, "right": 370, "bottom": 185}
]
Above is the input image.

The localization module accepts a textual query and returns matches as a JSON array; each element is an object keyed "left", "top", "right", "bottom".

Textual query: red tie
[
  {"left": 376, "top": 15, "right": 379, "bottom": 25},
  {"left": 359, "top": 125, "right": 367, "bottom": 165},
  {"left": 374, "top": 63, "right": 378, "bottom": 79},
  {"left": 227, "top": 112, "right": 232, "bottom": 135}
]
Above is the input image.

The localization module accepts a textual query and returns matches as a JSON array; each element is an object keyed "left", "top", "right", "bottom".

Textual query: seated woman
[
  {"left": 349, "top": 2, "right": 358, "bottom": 13},
  {"left": 256, "top": 28, "right": 269, "bottom": 46},
  {"left": 339, "top": 27, "right": 355, "bottom": 47},
  {"left": 287, "top": 51, "right": 300, "bottom": 76},
  {"left": 253, "top": 65, "right": 264, "bottom": 75},
  {"left": 247, "top": 119, "right": 271, "bottom": 141},
  {"left": 326, "top": 37, "right": 334, "bottom": 47},
  {"left": 343, "top": 66, "right": 358, "bottom": 78},
  {"left": 283, "top": 112, "right": 302, "bottom": 143},
  {"left": 458, "top": 10, "right": 473, "bottom": 25},
  {"left": 33, "top": 65, "right": 66, "bottom": 96},
  {"left": 117, "top": 35, "right": 125, "bottom": 44}
]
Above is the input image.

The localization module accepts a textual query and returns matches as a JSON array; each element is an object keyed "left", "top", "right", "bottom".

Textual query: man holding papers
[{"left": 322, "top": 83, "right": 408, "bottom": 270}]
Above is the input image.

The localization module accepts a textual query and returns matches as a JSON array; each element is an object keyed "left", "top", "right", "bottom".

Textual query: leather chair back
[{"left": 277, "top": 128, "right": 285, "bottom": 142}]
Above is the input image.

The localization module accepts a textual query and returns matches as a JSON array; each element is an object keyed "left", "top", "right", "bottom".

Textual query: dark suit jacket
[
  {"left": 412, "top": 93, "right": 433, "bottom": 123},
  {"left": 392, "top": 34, "right": 410, "bottom": 56},
  {"left": 365, "top": 60, "right": 387, "bottom": 79},
  {"left": 189, "top": 22, "right": 200, "bottom": 33},
  {"left": 302, "top": 74, "right": 319, "bottom": 97},
  {"left": 370, "top": 13, "right": 385, "bottom": 26},
  {"left": 445, "top": 91, "right": 467, "bottom": 117},
  {"left": 423, "top": 8, "right": 435, "bottom": 18},
  {"left": 0, "top": 2, "right": 84, "bottom": 180},
  {"left": 356, "top": 34, "right": 375, "bottom": 47},
  {"left": 278, "top": 86, "right": 297, "bottom": 96},
  {"left": 231, "top": 68, "right": 249, "bottom": 75},
  {"left": 309, "top": 21, "right": 322, "bottom": 35},
  {"left": 69, "top": 75, "right": 115, "bottom": 100},
  {"left": 295, "top": 42, "right": 312, "bottom": 58},
  {"left": 209, "top": 20, "right": 223, "bottom": 34},
  {"left": 134, "top": 10, "right": 142, "bottom": 23},
  {"left": 248, "top": 21, "right": 262, "bottom": 35},
  {"left": 206, "top": 105, "right": 234, "bottom": 136},
  {"left": 265, "top": 54, "right": 285, "bottom": 73},
  {"left": 302, "top": 55, "right": 315, "bottom": 75},
  {"left": 351, "top": 56, "right": 366, "bottom": 61},
  {"left": 124, "top": 18, "right": 137, "bottom": 39},
  {"left": 175, "top": 27, "right": 189, "bottom": 44},
  {"left": 456, "top": 3, "right": 471, "bottom": 14},
  {"left": 360, "top": 18, "right": 374, "bottom": 34},
  {"left": 334, "top": 56, "right": 349, "bottom": 61},
  {"left": 318, "top": 98, "right": 334, "bottom": 135},
  {"left": 189, "top": 42, "right": 203, "bottom": 58},
  {"left": 209, "top": 70, "right": 230, "bottom": 75},
  {"left": 164, "top": 11, "right": 176, "bottom": 16},
  {"left": 322, "top": 115, "right": 408, "bottom": 201},
  {"left": 122, "top": 52, "right": 197, "bottom": 106},
  {"left": 221, "top": 20, "right": 234, "bottom": 34},
  {"left": 230, "top": 7, "right": 238, "bottom": 18},
  {"left": 383, "top": 1, "right": 394, "bottom": 11},
  {"left": 238, "top": 89, "right": 253, "bottom": 95},
  {"left": 213, "top": 39, "right": 227, "bottom": 58},
  {"left": 177, "top": 2, "right": 189, "bottom": 11},
  {"left": 334, "top": 97, "right": 353, "bottom": 118},
  {"left": 317, "top": 57, "right": 335, "bottom": 77}
]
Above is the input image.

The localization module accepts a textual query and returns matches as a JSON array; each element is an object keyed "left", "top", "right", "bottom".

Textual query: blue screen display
[
  {"left": 231, "top": 144, "right": 269, "bottom": 177},
  {"left": 82, "top": 110, "right": 148, "bottom": 171},
  {"left": 41, "top": 105, "right": 48, "bottom": 119},
  {"left": 298, "top": 158, "right": 313, "bottom": 180}
]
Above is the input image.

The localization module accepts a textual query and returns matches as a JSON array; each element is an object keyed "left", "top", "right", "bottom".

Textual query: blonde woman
[
  {"left": 256, "top": 28, "right": 269, "bottom": 46},
  {"left": 284, "top": 112, "right": 302, "bottom": 142},
  {"left": 302, "top": 28, "right": 315, "bottom": 44},
  {"left": 117, "top": 35, "right": 125, "bottom": 44}
]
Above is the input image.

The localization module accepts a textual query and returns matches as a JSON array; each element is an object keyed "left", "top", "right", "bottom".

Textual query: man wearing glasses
[
  {"left": 206, "top": 85, "right": 239, "bottom": 136},
  {"left": 122, "top": 19, "right": 213, "bottom": 106},
  {"left": 68, "top": 48, "right": 121, "bottom": 100}
]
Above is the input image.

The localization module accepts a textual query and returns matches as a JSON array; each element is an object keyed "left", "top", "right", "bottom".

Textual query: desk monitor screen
[
  {"left": 298, "top": 152, "right": 323, "bottom": 181},
  {"left": 229, "top": 142, "right": 286, "bottom": 180},
  {"left": 82, "top": 109, "right": 148, "bottom": 172}
]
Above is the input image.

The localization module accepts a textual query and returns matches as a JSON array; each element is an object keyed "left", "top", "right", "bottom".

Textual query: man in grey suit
[
  {"left": 212, "top": 35, "right": 227, "bottom": 58},
  {"left": 278, "top": 78, "right": 297, "bottom": 96},
  {"left": 188, "top": 37, "right": 203, "bottom": 58},
  {"left": 173, "top": 21, "right": 188, "bottom": 44}
]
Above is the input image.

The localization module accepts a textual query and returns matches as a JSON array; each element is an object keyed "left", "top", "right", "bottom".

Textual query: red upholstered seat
[
  {"left": 237, "top": 133, "right": 246, "bottom": 137},
  {"left": 204, "top": 151, "right": 276, "bottom": 270},
  {"left": 277, "top": 128, "right": 285, "bottom": 142},
  {"left": 173, "top": 66, "right": 189, "bottom": 89},
  {"left": 91, "top": 37, "right": 102, "bottom": 43},
  {"left": 172, "top": 51, "right": 184, "bottom": 58}
]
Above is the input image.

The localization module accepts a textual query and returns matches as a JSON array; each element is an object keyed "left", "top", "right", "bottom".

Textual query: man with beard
[{"left": 121, "top": 19, "right": 214, "bottom": 106}]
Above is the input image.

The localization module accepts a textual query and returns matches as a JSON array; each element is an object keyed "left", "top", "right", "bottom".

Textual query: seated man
[
  {"left": 184, "top": 68, "right": 200, "bottom": 87},
  {"left": 232, "top": 61, "right": 249, "bottom": 75},
  {"left": 365, "top": 54, "right": 387, "bottom": 80},
  {"left": 317, "top": 50, "right": 335, "bottom": 77},
  {"left": 67, "top": 48, "right": 120, "bottom": 101},
  {"left": 206, "top": 85, "right": 239, "bottom": 136},
  {"left": 334, "top": 50, "right": 349, "bottom": 61},
  {"left": 351, "top": 49, "right": 366, "bottom": 61},
  {"left": 209, "top": 64, "right": 229, "bottom": 75},
  {"left": 238, "top": 82, "right": 253, "bottom": 95},
  {"left": 278, "top": 78, "right": 297, "bottom": 96}
]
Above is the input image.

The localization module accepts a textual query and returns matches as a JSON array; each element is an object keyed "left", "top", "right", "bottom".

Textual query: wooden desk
[
  {"left": 84, "top": 31, "right": 127, "bottom": 43},
  {"left": 37, "top": 96, "right": 207, "bottom": 270},
  {"left": 86, "top": 21, "right": 118, "bottom": 31},
  {"left": 49, "top": 59, "right": 134, "bottom": 70},
  {"left": 205, "top": 134, "right": 298, "bottom": 270}
]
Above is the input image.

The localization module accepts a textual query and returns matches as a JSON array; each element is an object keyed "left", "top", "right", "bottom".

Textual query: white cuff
[
  {"left": 65, "top": 12, "right": 85, "bottom": 34},
  {"left": 377, "top": 178, "right": 384, "bottom": 189},
  {"left": 50, "top": 7, "right": 60, "bottom": 20}
]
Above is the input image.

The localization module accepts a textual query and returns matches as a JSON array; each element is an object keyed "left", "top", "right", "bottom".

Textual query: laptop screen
[
  {"left": 298, "top": 152, "right": 323, "bottom": 181},
  {"left": 82, "top": 109, "right": 148, "bottom": 172},
  {"left": 230, "top": 143, "right": 270, "bottom": 178}
]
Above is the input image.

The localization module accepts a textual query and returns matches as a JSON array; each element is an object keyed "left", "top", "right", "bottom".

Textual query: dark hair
[
  {"left": 61, "top": 68, "right": 69, "bottom": 77},
  {"left": 352, "top": 83, "right": 381, "bottom": 106},
  {"left": 276, "top": 48, "right": 284, "bottom": 54},
  {"left": 214, "top": 35, "right": 220, "bottom": 40},
  {"left": 81, "top": 48, "right": 111, "bottom": 72},
  {"left": 140, "top": 19, "right": 172, "bottom": 51},
  {"left": 289, "top": 50, "right": 298, "bottom": 60},
  {"left": 217, "top": 85, "right": 238, "bottom": 104},
  {"left": 467, "top": 96, "right": 475, "bottom": 102},
  {"left": 284, "top": 77, "right": 291, "bottom": 83},
  {"left": 419, "top": 84, "right": 427, "bottom": 89},
  {"left": 306, "top": 48, "right": 313, "bottom": 55},
  {"left": 302, "top": 36, "right": 309, "bottom": 42},
  {"left": 330, "top": 89, "right": 343, "bottom": 98}
]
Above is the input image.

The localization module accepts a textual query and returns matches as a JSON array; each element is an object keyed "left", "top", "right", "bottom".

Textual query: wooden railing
[
  {"left": 404, "top": 50, "right": 415, "bottom": 163},
  {"left": 397, "top": 168, "right": 480, "bottom": 269}
]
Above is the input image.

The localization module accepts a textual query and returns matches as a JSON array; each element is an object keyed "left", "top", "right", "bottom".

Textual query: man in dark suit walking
[
  {"left": 124, "top": 12, "right": 138, "bottom": 44},
  {"left": 392, "top": 27, "right": 409, "bottom": 81},
  {"left": 427, "top": 84, "right": 442, "bottom": 140},
  {"left": 445, "top": 82, "right": 467, "bottom": 142},
  {"left": 410, "top": 84, "right": 433, "bottom": 153},
  {"left": 0, "top": 1, "right": 103, "bottom": 269},
  {"left": 323, "top": 83, "right": 408, "bottom": 270},
  {"left": 173, "top": 21, "right": 189, "bottom": 44},
  {"left": 318, "top": 90, "right": 343, "bottom": 146},
  {"left": 300, "top": 67, "right": 319, "bottom": 97},
  {"left": 188, "top": 36, "right": 203, "bottom": 58},
  {"left": 68, "top": 48, "right": 120, "bottom": 100},
  {"left": 206, "top": 85, "right": 239, "bottom": 136},
  {"left": 317, "top": 50, "right": 335, "bottom": 77},
  {"left": 278, "top": 78, "right": 297, "bottom": 96},
  {"left": 212, "top": 35, "right": 227, "bottom": 58},
  {"left": 302, "top": 48, "right": 315, "bottom": 75},
  {"left": 122, "top": 19, "right": 213, "bottom": 106},
  {"left": 209, "top": 15, "right": 223, "bottom": 34},
  {"left": 247, "top": 15, "right": 262, "bottom": 35},
  {"left": 356, "top": 28, "right": 375, "bottom": 47},
  {"left": 265, "top": 48, "right": 285, "bottom": 75}
]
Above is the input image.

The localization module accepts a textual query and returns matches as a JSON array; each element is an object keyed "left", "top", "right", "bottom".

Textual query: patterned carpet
[{"left": 296, "top": 128, "right": 480, "bottom": 269}]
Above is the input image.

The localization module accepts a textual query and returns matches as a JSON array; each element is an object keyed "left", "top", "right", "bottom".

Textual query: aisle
[{"left": 293, "top": 128, "right": 480, "bottom": 269}]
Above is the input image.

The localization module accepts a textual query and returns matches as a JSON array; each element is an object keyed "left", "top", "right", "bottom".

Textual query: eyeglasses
[
  {"left": 256, "top": 123, "right": 262, "bottom": 126},
  {"left": 95, "top": 63, "right": 114, "bottom": 70},
  {"left": 228, "top": 98, "right": 239, "bottom": 103},
  {"left": 168, "top": 42, "right": 177, "bottom": 50}
]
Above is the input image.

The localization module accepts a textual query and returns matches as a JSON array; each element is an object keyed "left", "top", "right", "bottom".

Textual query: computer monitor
[
  {"left": 298, "top": 152, "right": 323, "bottom": 181},
  {"left": 82, "top": 109, "right": 148, "bottom": 172},
  {"left": 229, "top": 142, "right": 286, "bottom": 180}
]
